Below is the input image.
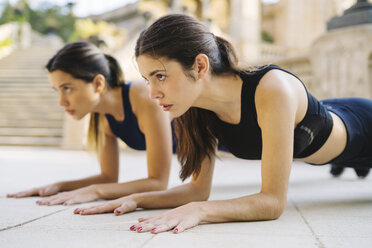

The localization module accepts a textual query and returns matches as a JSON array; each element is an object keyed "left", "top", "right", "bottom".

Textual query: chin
[
  {"left": 169, "top": 109, "right": 187, "bottom": 119},
  {"left": 73, "top": 113, "right": 86, "bottom": 121}
]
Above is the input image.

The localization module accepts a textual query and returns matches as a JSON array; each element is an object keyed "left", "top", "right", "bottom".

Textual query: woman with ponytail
[
  {"left": 7, "top": 41, "right": 174, "bottom": 206},
  {"left": 74, "top": 14, "right": 372, "bottom": 233}
]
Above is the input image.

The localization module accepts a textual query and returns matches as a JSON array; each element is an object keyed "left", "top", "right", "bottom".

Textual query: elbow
[
  {"left": 149, "top": 177, "right": 169, "bottom": 191},
  {"left": 102, "top": 174, "right": 118, "bottom": 183},
  {"left": 259, "top": 193, "right": 286, "bottom": 220},
  {"left": 190, "top": 183, "right": 211, "bottom": 201},
  {"left": 266, "top": 204, "right": 285, "bottom": 220}
]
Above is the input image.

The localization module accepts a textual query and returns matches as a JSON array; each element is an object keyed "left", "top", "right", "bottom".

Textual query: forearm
[
  {"left": 133, "top": 182, "right": 209, "bottom": 209},
  {"left": 57, "top": 174, "right": 117, "bottom": 192},
  {"left": 95, "top": 177, "right": 168, "bottom": 199},
  {"left": 198, "top": 192, "right": 286, "bottom": 223}
]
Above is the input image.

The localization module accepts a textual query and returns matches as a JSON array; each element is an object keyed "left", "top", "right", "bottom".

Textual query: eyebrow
[
  {"left": 149, "top": 69, "right": 166, "bottom": 77},
  {"left": 52, "top": 82, "right": 72, "bottom": 90}
]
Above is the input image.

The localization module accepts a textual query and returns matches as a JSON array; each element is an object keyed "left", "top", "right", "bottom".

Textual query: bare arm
[
  {"left": 75, "top": 155, "right": 214, "bottom": 214},
  {"left": 127, "top": 71, "right": 297, "bottom": 233},
  {"left": 195, "top": 70, "right": 296, "bottom": 223},
  {"left": 37, "top": 84, "right": 175, "bottom": 205},
  {"left": 7, "top": 115, "right": 119, "bottom": 198},
  {"left": 94, "top": 83, "right": 173, "bottom": 199}
]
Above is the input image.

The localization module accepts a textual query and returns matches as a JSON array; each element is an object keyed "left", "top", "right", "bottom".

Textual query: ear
[
  {"left": 92, "top": 74, "right": 106, "bottom": 93},
  {"left": 193, "top": 54, "right": 209, "bottom": 80}
]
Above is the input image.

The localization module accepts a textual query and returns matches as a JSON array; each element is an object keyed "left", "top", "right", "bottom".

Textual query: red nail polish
[
  {"left": 151, "top": 228, "right": 156, "bottom": 233},
  {"left": 173, "top": 228, "right": 179, "bottom": 233},
  {"left": 130, "top": 225, "right": 136, "bottom": 231},
  {"left": 114, "top": 210, "right": 121, "bottom": 215},
  {"left": 74, "top": 208, "right": 79, "bottom": 212},
  {"left": 137, "top": 227, "right": 143, "bottom": 232}
]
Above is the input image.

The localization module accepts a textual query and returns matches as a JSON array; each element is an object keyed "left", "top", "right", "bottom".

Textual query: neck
[
  {"left": 193, "top": 73, "right": 243, "bottom": 123},
  {"left": 93, "top": 87, "right": 124, "bottom": 121}
]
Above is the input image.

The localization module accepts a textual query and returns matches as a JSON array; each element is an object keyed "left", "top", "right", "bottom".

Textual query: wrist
[
  {"left": 130, "top": 193, "right": 143, "bottom": 206},
  {"left": 196, "top": 201, "right": 209, "bottom": 222},
  {"left": 54, "top": 182, "right": 64, "bottom": 191}
]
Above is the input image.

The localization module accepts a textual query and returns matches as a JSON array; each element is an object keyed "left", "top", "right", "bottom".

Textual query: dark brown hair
[
  {"left": 46, "top": 41, "right": 125, "bottom": 152},
  {"left": 135, "top": 14, "right": 242, "bottom": 181}
]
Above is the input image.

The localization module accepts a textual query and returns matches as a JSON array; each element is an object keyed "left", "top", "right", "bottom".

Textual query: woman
[
  {"left": 6, "top": 41, "right": 174, "bottom": 206},
  {"left": 73, "top": 14, "right": 372, "bottom": 234}
]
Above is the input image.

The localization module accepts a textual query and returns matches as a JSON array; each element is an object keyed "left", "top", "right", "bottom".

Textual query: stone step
[
  {"left": 0, "top": 79, "right": 49, "bottom": 83},
  {"left": 0, "top": 136, "right": 61, "bottom": 147},
  {"left": 0, "top": 127, "right": 62, "bottom": 137},
  {"left": 0, "top": 119, "right": 63, "bottom": 128},
  {"left": 0, "top": 82, "right": 49, "bottom": 87},
  {"left": 0, "top": 97, "right": 58, "bottom": 103},
  {"left": 0, "top": 112, "right": 63, "bottom": 121},
  {"left": 0, "top": 89, "right": 54, "bottom": 94},
  {"left": 0, "top": 106, "right": 62, "bottom": 112},
  {"left": 0, "top": 93, "right": 56, "bottom": 98}
]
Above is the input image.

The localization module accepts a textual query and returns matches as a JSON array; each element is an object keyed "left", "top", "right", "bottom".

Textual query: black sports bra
[{"left": 211, "top": 65, "right": 333, "bottom": 159}]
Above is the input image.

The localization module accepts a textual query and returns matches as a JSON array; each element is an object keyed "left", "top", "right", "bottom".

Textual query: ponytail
[
  {"left": 86, "top": 55, "right": 126, "bottom": 153},
  {"left": 104, "top": 54, "right": 126, "bottom": 88},
  {"left": 214, "top": 35, "right": 240, "bottom": 75}
]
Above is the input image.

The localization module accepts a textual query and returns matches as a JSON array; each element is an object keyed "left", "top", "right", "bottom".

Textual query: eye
[
  {"left": 156, "top": 74, "right": 166, "bottom": 81},
  {"left": 63, "top": 86, "right": 72, "bottom": 93}
]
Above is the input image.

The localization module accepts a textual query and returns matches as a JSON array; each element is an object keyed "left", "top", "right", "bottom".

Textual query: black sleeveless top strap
[{"left": 211, "top": 65, "right": 333, "bottom": 160}]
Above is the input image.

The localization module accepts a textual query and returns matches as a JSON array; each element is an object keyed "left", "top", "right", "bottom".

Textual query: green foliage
[
  {"left": 262, "top": 31, "right": 274, "bottom": 43},
  {"left": 0, "top": 0, "right": 76, "bottom": 42}
]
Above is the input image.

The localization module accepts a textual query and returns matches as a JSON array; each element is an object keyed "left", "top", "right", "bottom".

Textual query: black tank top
[{"left": 211, "top": 65, "right": 333, "bottom": 160}]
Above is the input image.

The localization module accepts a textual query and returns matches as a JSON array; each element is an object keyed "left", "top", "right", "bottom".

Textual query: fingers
[
  {"left": 36, "top": 193, "right": 68, "bottom": 206},
  {"left": 130, "top": 217, "right": 182, "bottom": 234},
  {"left": 114, "top": 201, "right": 137, "bottom": 216},
  {"left": 7, "top": 189, "right": 39, "bottom": 198},
  {"left": 74, "top": 202, "right": 117, "bottom": 215}
]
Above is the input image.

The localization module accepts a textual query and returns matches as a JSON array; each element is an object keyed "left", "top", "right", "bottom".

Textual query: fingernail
[
  {"left": 173, "top": 228, "right": 179, "bottom": 233},
  {"left": 138, "top": 217, "right": 144, "bottom": 222},
  {"left": 74, "top": 208, "right": 79, "bottom": 212},
  {"left": 130, "top": 225, "right": 136, "bottom": 231},
  {"left": 151, "top": 228, "right": 157, "bottom": 233},
  {"left": 137, "top": 227, "right": 143, "bottom": 232},
  {"left": 63, "top": 202, "right": 68, "bottom": 206},
  {"left": 114, "top": 209, "right": 121, "bottom": 215}
]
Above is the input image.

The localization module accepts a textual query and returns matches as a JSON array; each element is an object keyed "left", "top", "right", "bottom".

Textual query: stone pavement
[{"left": 0, "top": 146, "right": 371, "bottom": 248}]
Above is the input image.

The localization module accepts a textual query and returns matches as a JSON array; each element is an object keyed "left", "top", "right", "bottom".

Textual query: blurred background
[{"left": 0, "top": 0, "right": 371, "bottom": 149}]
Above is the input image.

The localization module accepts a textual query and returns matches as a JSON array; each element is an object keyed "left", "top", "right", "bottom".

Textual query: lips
[
  {"left": 160, "top": 104, "right": 173, "bottom": 111},
  {"left": 65, "top": 109, "right": 75, "bottom": 115}
]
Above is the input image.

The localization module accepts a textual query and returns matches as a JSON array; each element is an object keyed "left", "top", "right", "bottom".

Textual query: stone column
[
  {"left": 229, "top": 0, "right": 261, "bottom": 63},
  {"left": 310, "top": 24, "right": 372, "bottom": 99}
]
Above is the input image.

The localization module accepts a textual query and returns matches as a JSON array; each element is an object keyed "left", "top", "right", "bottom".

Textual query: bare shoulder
[
  {"left": 255, "top": 69, "right": 307, "bottom": 125},
  {"left": 128, "top": 81, "right": 163, "bottom": 119},
  {"left": 99, "top": 113, "right": 115, "bottom": 137},
  {"left": 255, "top": 69, "right": 296, "bottom": 106}
]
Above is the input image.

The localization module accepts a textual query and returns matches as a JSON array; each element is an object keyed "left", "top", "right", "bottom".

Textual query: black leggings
[{"left": 321, "top": 98, "right": 372, "bottom": 169}]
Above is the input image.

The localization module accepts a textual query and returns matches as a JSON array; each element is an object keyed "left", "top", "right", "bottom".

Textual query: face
[
  {"left": 136, "top": 55, "right": 201, "bottom": 118},
  {"left": 49, "top": 70, "right": 100, "bottom": 120}
]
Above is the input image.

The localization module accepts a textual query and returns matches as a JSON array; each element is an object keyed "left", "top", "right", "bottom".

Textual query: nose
[
  {"left": 148, "top": 84, "right": 163, "bottom": 100},
  {"left": 58, "top": 94, "right": 68, "bottom": 107}
]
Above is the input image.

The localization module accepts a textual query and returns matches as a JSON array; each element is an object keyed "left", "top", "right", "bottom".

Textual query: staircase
[{"left": 0, "top": 46, "right": 64, "bottom": 147}]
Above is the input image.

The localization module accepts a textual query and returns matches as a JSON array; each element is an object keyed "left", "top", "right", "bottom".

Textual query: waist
[{"left": 296, "top": 112, "right": 347, "bottom": 164}]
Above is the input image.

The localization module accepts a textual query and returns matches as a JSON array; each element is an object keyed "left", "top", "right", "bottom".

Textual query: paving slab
[{"left": 0, "top": 146, "right": 371, "bottom": 248}]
